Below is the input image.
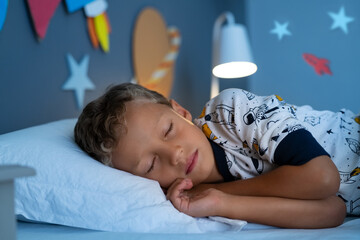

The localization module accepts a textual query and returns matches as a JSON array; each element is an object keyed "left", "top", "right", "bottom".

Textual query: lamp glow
[
  {"left": 211, "top": 12, "right": 257, "bottom": 98},
  {"left": 213, "top": 61, "right": 257, "bottom": 78}
]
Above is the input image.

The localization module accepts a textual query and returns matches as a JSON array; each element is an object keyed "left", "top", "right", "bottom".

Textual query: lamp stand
[{"left": 211, "top": 12, "right": 235, "bottom": 99}]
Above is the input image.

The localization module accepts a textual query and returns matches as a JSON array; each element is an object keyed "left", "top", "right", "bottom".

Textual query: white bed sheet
[{"left": 17, "top": 217, "right": 360, "bottom": 240}]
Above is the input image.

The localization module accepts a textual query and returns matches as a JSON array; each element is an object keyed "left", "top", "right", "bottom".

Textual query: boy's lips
[{"left": 186, "top": 150, "right": 198, "bottom": 175}]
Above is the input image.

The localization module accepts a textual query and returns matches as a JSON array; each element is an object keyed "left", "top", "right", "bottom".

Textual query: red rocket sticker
[{"left": 303, "top": 53, "right": 332, "bottom": 76}]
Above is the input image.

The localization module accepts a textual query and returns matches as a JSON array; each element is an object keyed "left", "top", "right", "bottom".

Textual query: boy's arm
[
  {"left": 219, "top": 192, "right": 346, "bottom": 228},
  {"left": 167, "top": 178, "right": 346, "bottom": 229},
  {"left": 200, "top": 155, "right": 340, "bottom": 200}
]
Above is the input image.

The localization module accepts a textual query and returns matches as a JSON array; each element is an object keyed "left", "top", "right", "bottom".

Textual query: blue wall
[
  {"left": 2, "top": 0, "right": 358, "bottom": 135},
  {"left": 0, "top": 0, "right": 245, "bottom": 134},
  {"left": 247, "top": 0, "right": 359, "bottom": 113}
]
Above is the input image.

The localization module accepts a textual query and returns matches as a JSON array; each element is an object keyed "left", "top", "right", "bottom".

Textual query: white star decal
[
  {"left": 328, "top": 6, "right": 354, "bottom": 34},
  {"left": 63, "top": 54, "right": 95, "bottom": 109},
  {"left": 270, "top": 21, "right": 292, "bottom": 40}
]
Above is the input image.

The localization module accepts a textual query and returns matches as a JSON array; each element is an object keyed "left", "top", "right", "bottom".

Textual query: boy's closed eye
[
  {"left": 146, "top": 156, "right": 156, "bottom": 174},
  {"left": 146, "top": 121, "right": 174, "bottom": 174},
  {"left": 165, "top": 121, "right": 173, "bottom": 138}
]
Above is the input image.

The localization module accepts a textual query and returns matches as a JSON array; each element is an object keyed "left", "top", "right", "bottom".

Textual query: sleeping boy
[{"left": 74, "top": 83, "right": 360, "bottom": 229}]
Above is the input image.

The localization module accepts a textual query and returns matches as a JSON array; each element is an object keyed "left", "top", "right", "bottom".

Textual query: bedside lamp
[{"left": 211, "top": 12, "right": 257, "bottom": 98}]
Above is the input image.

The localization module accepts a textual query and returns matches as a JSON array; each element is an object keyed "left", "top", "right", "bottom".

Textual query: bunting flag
[{"left": 27, "top": 0, "right": 62, "bottom": 39}]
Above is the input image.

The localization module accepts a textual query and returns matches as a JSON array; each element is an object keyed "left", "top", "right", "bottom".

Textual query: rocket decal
[{"left": 303, "top": 53, "right": 332, "bottom": 76}]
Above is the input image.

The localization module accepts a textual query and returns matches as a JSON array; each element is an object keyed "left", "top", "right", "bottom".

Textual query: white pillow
[{"left": 0, "top": 119, "right": 233, "bottom": 233}]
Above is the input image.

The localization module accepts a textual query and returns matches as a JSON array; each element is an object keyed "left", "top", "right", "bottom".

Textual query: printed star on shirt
[
  {"left": 328, "top": 6, "right": 354, "bottom": 34},
  {"left": 63, "top": 54, "right": 95, "bottom": 109},
  {"left": 270, "top": 21, "right": 291, "bottom": 40}
]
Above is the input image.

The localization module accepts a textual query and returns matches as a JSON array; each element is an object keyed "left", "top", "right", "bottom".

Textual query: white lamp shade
[{"left": 212, "top": 24, "right": 257, "bottom": 79}]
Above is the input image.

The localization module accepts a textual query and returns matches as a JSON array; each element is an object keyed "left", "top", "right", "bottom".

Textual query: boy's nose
[{"left": 169, "top": 145, "right": 183, "bottom": 166}]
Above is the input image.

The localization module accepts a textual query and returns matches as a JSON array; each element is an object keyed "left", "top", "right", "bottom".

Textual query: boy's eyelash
[
  {"left": 165, "top": 122, "right": 173, "bottom": 136},
  {"left": 147, "top": 157, "right": 155, "bottom": 173},
  {"left": 147, "top": 123, "right": 172, "bottom": 174}
]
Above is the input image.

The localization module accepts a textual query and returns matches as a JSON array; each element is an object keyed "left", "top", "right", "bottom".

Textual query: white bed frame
[
  {"left": 0, "top": 165, "right": 35, "bottom": 240},
  {"left": 3, "top": 165, "right": 360, "bottom": 240}
]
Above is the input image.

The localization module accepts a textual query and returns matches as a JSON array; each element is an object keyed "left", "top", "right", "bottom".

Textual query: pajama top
[{"left": 194, "top": 89, "right": 360, "bottom": 215}]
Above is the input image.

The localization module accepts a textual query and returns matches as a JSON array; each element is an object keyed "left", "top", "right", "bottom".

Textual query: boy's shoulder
[{"left": 210, "top": 88, "right": 254, "bottom": 103}]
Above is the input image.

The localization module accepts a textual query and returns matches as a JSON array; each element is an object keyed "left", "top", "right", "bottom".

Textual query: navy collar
[{"left": 208, "top": 140, "right": 235, "bottom": 182}]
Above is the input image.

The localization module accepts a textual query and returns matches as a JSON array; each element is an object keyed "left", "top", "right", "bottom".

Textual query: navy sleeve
[{"left": 274, "top": 129, "right": 330, "bottom": 166}]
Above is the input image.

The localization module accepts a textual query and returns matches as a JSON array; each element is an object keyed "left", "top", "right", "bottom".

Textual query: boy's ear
[{"left": 169, "top": 99, "right": 192, "bottom": 121}]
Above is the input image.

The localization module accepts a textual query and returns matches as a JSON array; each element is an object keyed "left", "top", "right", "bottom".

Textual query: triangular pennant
[{"left": 27, "top": 0, "right": 61, "bottom": 39}]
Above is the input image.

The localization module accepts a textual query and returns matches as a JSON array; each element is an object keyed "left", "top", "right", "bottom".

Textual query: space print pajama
[{"left": 194, "top": 89, "right": 360, "bottom": 215}]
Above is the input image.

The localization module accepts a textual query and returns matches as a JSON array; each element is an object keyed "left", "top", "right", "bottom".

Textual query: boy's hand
[
  {"left": 166, "top": 178, "right": 224, "bottom": 217},
  {"left": 166, "top": 178, "right": 346, "bottom": 228}
]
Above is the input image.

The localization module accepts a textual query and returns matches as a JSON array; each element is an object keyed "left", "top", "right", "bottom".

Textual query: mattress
[{"left": 17, "top": 217, "right": 360, "bottom": 240}]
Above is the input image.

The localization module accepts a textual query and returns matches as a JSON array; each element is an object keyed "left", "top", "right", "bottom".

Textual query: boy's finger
[
  {"left": 166, "top": 178, "right": 185, "bottom": 200},
  {"left": 166, "top": 178, "right": 192, "bottom": 200}
]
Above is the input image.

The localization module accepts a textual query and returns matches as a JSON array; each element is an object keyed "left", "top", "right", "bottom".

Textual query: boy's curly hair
[{"left": 74, "top": 83, "right": 171, "bottom": 166}]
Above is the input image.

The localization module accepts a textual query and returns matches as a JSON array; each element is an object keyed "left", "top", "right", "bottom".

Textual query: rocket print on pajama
[{"left": 194, "top": 89, "right": 360, "bottom": 216}]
